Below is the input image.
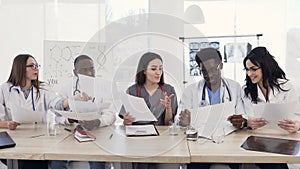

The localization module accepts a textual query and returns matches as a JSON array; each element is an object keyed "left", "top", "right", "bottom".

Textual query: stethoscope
[
  {"left": 9, "top": 86, "right": 36, "bottom": 111},
  {"left": 73, "top": 78, "right": 80, "bottom": 96},
  {"left": 199, "top": 78, "right": 232, "bottom": 107}
]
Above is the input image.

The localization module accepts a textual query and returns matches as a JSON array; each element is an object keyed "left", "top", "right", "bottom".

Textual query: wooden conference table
[
  {"left": 0, "top": 124, "right": 189, "bottom": 164},
  {"left": 1, "top": 124, "right": 300, "bottom": 168}
]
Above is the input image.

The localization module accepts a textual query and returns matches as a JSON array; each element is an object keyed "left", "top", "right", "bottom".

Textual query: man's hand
[
  {"left": 227, "top": 115, "right": 247, "bottom": 129},
  {"left": 79, "top": 119, "right": 100, "bottom": 131},
  {"left": 123, "top": 112, "right": 135, "bottom": 125},
  {"left": 179, "top": 109, "right": 190, "bottom": 127}
]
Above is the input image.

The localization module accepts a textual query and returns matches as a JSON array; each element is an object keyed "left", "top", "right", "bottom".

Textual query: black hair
[
  {"left": 195, "top": 47, "right": 222, "bottom": 67},
  {"left": 243, "top": 46, "right": 289, "bottom": 103},
  {"left": 74, "top": 55, "right": 93, "bottom": 69}
]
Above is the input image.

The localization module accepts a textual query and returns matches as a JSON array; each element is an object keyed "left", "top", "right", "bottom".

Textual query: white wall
[{"left": 0, "top": 0, "right": 299, "bottom": 95}]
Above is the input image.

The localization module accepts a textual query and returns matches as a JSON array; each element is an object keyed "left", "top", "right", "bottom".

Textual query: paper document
[
  {"left": 252, "top": 101, "right": 297, "bottom": 129},
  {"left": 10, "top": 104, "right": 43, "bottom": 123},
  {"left": 68, "top": 99, "right": 111, "bottom": 113},
  {"left": 190, "top": 102, "right": 236, "bottom": 139},
  {"left": 125, "top": 125, "right": 159, "bottom": 136},
  {"left": 78, "top": 74, "right": 95, "bottom": 97},
  {"left": 53, "top": 110, "right": 101, "bottom": 121},
  {"left": 121, "top": 93, "right": 157, "bottom": 122}
]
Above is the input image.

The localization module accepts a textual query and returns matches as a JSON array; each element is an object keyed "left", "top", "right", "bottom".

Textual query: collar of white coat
[{"left": 198, "top": 78, "right": 231, "bottom": 105}]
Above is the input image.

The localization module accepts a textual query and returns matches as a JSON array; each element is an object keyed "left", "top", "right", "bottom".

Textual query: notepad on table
[{"left": 125, "top": 125, "right": 159, "bottom": 136}]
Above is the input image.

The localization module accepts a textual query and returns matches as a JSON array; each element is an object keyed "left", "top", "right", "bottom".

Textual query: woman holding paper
[
  {"left": 243, "top": 46, "right": 300, "bottom": 132},
  {"left": 0, "top": 54, "right": 70, "bottom": 169},
  {"left": 243, "top": 47, "right": 299, "bottom": 169},
  {"left": 120, "top": 52, "right": 178, "bottom": 126},
  {"left": 119, "top": 52, "right": 179, "bottom": 169},
  {"left": 0, "top": 54, "right": 69, "bottom": 130}
]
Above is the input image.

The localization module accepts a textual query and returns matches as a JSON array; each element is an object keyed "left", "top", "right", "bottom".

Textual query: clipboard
[
  {"left": 0, "top": 131, "right": 16, "bottom": 149},
  {"left": 241, "top": 136, "right": 300, "bottom": 155},
  {"left": 125, "top": 125, "right": 159, "bottom": 137}
]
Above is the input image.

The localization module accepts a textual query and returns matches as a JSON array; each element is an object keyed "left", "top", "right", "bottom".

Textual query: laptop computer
[{"left": 0, "top": 131, "right": 16, "bottom": 149}]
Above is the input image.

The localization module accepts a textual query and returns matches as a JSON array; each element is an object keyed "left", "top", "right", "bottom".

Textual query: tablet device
[
  {"left": 241, "top": 136, "right": 300, "bottom": 155},
  {"left": 0, "top": 131, "right": 16, "bottom": 149}
]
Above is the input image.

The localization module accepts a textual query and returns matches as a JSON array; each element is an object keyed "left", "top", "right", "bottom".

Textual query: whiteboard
[{"left": 44, "top": 40, "right": 112, "bottom": 89}]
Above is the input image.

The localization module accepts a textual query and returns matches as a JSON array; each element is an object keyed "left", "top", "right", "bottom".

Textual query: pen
[
  {"left": 64, "top": 128, "right": 72, "bottom": 132},
  {"left": 30, "top": 134, "right": 45, "bottom": 138},
  {"left": 109, "top": 133, "right": 113, "bottom": 139}
]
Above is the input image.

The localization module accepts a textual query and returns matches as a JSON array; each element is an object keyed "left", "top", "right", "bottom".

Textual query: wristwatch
[{"left": 240, "top": 119, "right": 247, "bottom": 129}]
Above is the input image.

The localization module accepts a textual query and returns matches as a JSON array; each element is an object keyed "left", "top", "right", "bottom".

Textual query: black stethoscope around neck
[
  {"left": 9, "top": 86, "right": 36, "bottom": 111},
  {"left": 73, "top": 78, "right": 81, "bottom": 96},
  {"left": 200, "top": 78, "right": 232, "bottom": 106}
]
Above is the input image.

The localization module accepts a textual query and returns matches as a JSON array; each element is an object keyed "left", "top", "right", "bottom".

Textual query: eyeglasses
[
  {"left": 200, "top": 63, "right": 221, "bottom": 76},
  {"left": 26, "top": 64, "right": 41, "bottom": 70},
  {"left": 244, "top": 67, "right": 261, "bottom": 73}
]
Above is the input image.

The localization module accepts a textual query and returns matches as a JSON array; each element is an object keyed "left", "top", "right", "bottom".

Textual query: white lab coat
[
  {"left": 243, "top": 80, "right": 299, "bottom": 118},
  {"left": 56, "top": 76, "right": 116, "bottom": 127},
  {"left": 176, "top": 78, "right": 246, "bottom": 120},
  {"left": 0, "top": 82, "right": 62, "bottom": 123}
]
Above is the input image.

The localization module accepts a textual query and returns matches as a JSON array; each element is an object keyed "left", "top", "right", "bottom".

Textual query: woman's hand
[
  {"left": 160, "top": 92, "right": 174, "bottom": 110},
  {"left": 247, "top": 118, "right": 267, "bottom": 129},
  {"left": 161, "top": 92, "right": 174, "bottom": 124},
  {"left": 278, "top": 119, "right": 300, "bottom": 133},
  {"left": 7, "top": 121, "right": 20, "bottom": 130},
  {"left": 123, "top": 112, "right": 135, "bottom": 125}
]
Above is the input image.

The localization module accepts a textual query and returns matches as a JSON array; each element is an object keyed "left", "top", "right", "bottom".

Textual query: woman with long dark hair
[
  {"left": 120, "top": 52, "right": 178, "bottom": 126},
  {"left": 243, "top": 47, "right": 299, "bottom": 169},
  {"left": 0, "top": 54, "right": 69, "bottom": 169}
]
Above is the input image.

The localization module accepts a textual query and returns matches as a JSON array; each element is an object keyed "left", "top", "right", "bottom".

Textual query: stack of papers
[
  {"left": 125, "top": 125, "right": 159, "bottom": 136},
  {"left": 74, "top": 129, "right": 96, "bottom": 142}
]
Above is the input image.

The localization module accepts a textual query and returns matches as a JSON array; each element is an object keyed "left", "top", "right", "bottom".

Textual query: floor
[{"left": 0, "top": 161, "right": 299, "bottom": 169}]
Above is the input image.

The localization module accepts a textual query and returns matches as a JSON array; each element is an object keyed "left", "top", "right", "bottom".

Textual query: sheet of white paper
[
  {"left": 53, "top": 110, "right": 101, "bottom": 121},
  {"left": 253, "top": 101, "right": 297, "bottom": 129},
  {"left": 68, "top": 99, "right": 111, "bottom": 113},
  {"left": 120, "top": 93, "right": 157, "bottom": 122},
  {"left": 78, "top": 74, "right": 95, "bottom": 97},
  {"left": 190, "top": 102, "right": 236, "bottom": 139},
  {"left": 10, "top": 105, "right": 43, "bottom": 123},
  {"left": 125, "top": 125, "right": 158, "bottom": 136}
]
